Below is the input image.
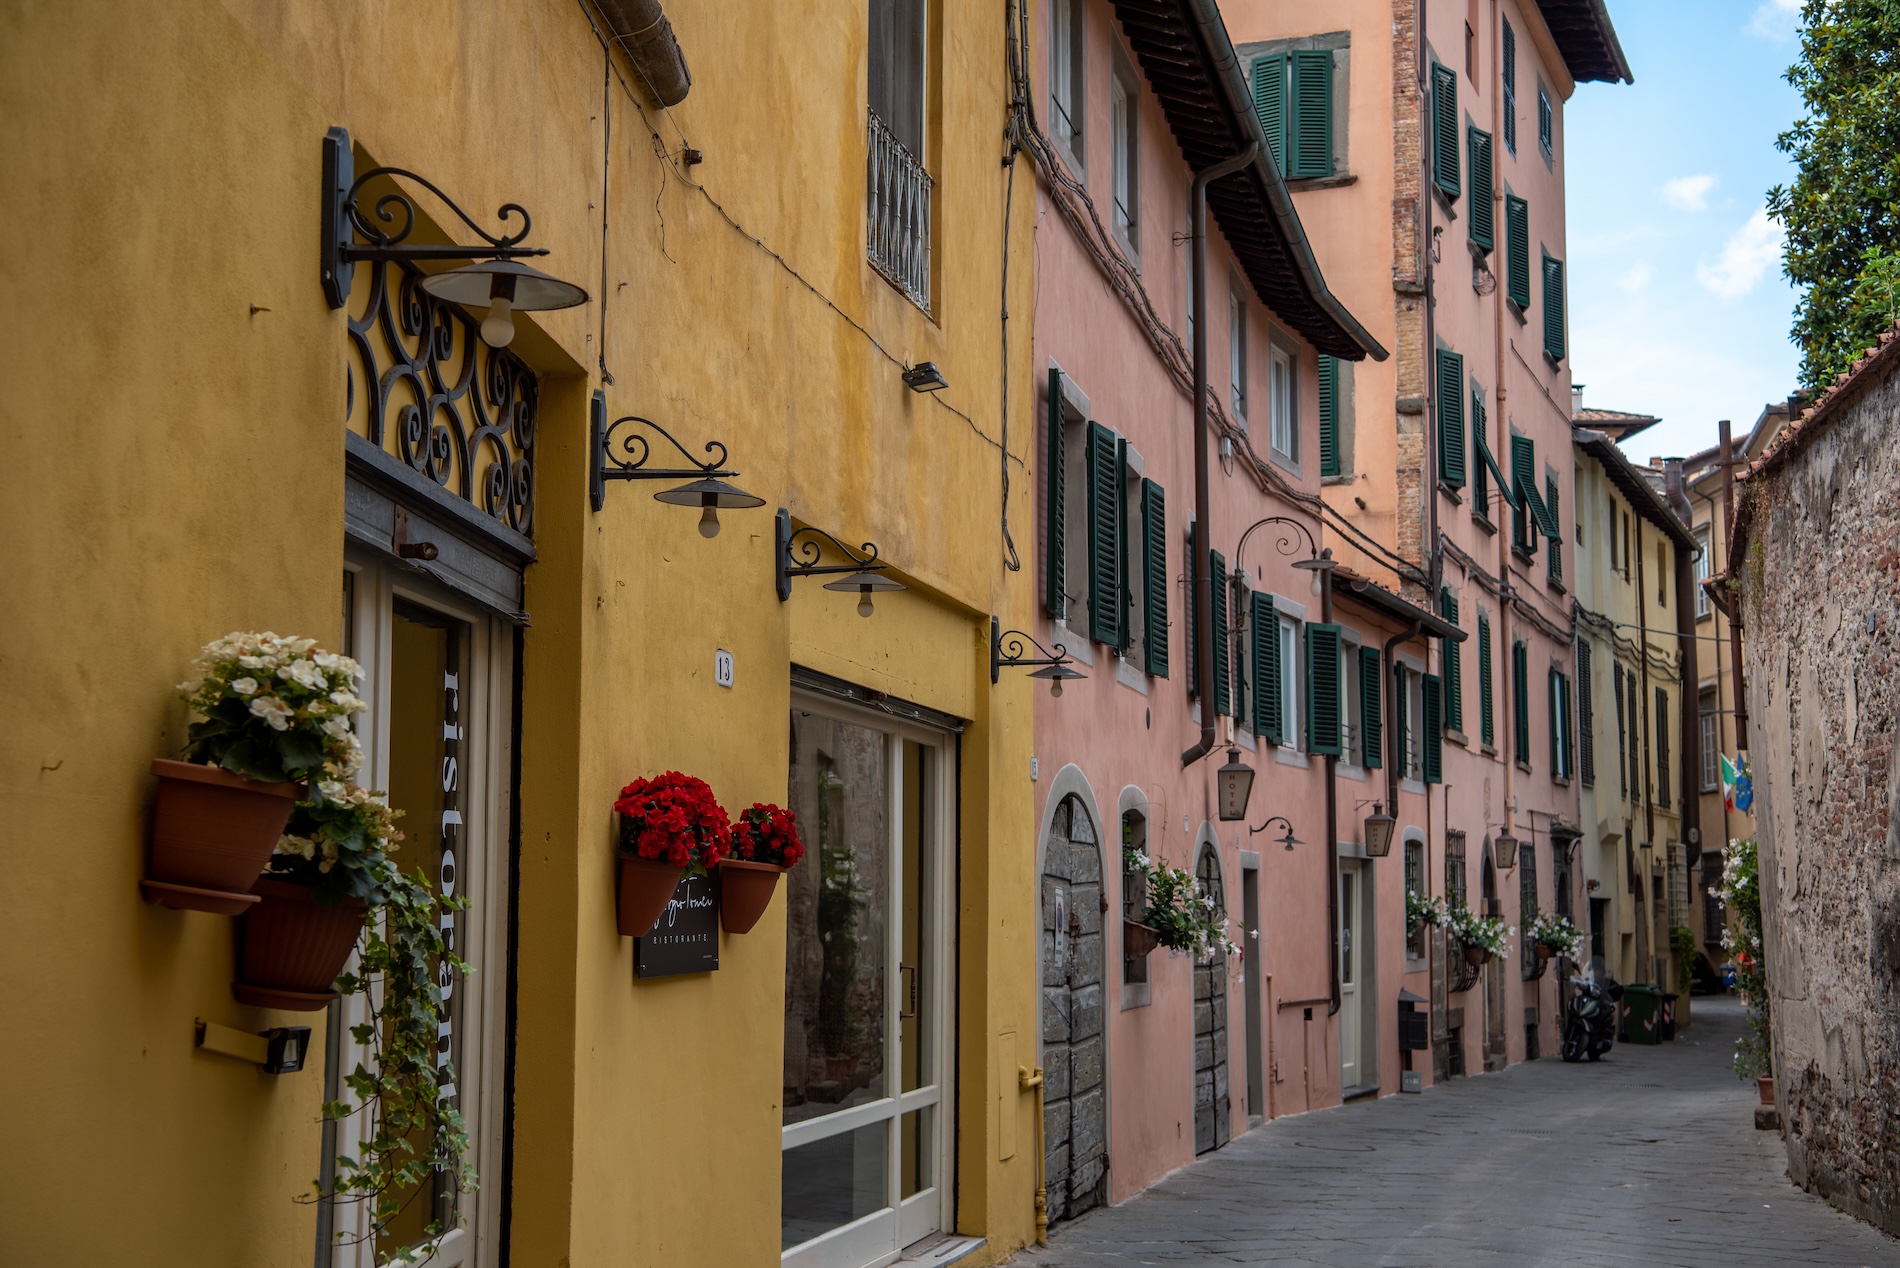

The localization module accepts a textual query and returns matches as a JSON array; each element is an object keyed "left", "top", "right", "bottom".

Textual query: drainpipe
[
  {"left": 1664, "top": 460, "right": 1701, "bottom": 868},
  {"left": 1182, "top": 143, "right": 1261, "bottom": 769},
  {"left": 594, "top": 0, "right": 693, "bottom": 106},
  {"left": 1719, "top": 420, "right": 1748, "bottom": 754}
]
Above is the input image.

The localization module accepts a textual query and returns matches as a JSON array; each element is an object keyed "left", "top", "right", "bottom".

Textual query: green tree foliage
[{"left": 1768, "top": 1, "right": 1900, "bottom": 390}]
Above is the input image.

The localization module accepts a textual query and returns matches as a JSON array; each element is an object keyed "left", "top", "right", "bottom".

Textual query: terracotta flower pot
[
  {"left": 1758, "top": 1075, "right": 1775, "bottom": 1106},
  {"left": 144, "top": 759, "right": 302, "bottom": 913},
  {"left": 233, "top": 878, "right": 368, "bottom": 1011},
  {"left": 1123, "top": 919, "right": 1162, "bottom": 958},
  {"left": 719, "top": 859, "right": 785, "bottom": 934},
  {"left": 617, "top": 853, "right": 685, "bottom": 937},
  {"left": 1464, "top": 944, "right": 1491, "bottom": 968},
  {"left": 1535, "top": 942, "right": 1555, "bottom": 962}
]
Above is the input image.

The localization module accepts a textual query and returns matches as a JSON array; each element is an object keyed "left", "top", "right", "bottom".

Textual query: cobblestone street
[{"left": 1009, "top": 996, "right": 1899, "bottom": 1267}]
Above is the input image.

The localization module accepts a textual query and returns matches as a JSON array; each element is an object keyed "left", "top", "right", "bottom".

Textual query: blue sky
[{"left": 1563, "top": 0, "right": 1804, "bottom": 462}]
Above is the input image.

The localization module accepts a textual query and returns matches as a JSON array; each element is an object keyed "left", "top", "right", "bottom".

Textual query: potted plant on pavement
[
  {"left": 1122, "top": 849, "right": 1241, "bottom": 963},
  {"left": 1446, "top": 900, "right": 1512, "bottom": 967},
  {"left": 720, "top": 802, "right": 805, "bottom": 933},
  {"left": 613, "top": 772, "right": 730, "bottom": 936},
  {"left": 146, "top": 632, "right": 366, "bottom": 913},
  {"left": 1528, "top": 911, "right": 1585, "bottom": 963}
]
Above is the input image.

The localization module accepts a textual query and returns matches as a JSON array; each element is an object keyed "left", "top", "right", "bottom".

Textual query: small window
[
  {"left": 1699, "top": 689, "right": 1720, "bottom": 792},
  {"left": 1122, "top": 809, "right": 1150, "bottom": 989},
  {"left": 1110, "top": 65, "right": 1138, "bottom": 252},
  {"left": 1657, "top": 540, "right": 1669, "bottom": 606},
  {"left": 1464, "top": 22, "right": 1477, "bottom": 81},
  {"left": 1278, "top": 616, "right": 1300, "bottom": 749},
  {"left": 1405, "top": 839, "right": 1427, "bottom": 960},
  {"left": 1501, "top": 18, "right": 1517, "bottom": 154},
  {"left": 1230, "top": 288, "right": 1249, "bottom": 423},
  {"left": 1694, "top": 526, "right": 1713, "bottom": 619},
  {"left": 1446, "top": 831, "right": 1467, "bottom": 909},
  {"left": 1341, "top": 638, "right": 1362, "bottom": 763},
  {"left": 1050, "top": 0, "right": 1084, "bottom": 165},
  {"left": 1538, "top": 84, "right": 1553, "bottom": 157},
  {"left": 1269, "top": 344, "right": 1297, "bottom": 463},
  {"left": 1655, "top": 687, "right": 1672, "bottom": 808}
]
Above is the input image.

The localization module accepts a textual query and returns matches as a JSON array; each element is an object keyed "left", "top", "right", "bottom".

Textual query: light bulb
[
  {"left": 698, "top": 502, "right": 721, "bottom": 539},
  {"left": 1050, "top": 679, "right": 1064, "bottom": 698},
  {"left": 480, "top": 296, "right": 516, "bottom": 348},
  {"left": 857, "top": 592, "right": 875, "bottom": 618},
  {"left": 1311, "top": 570, "right": 1323, "bottom": 597}
]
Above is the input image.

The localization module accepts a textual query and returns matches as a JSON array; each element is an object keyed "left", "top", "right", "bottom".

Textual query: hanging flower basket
[
  {"left": 1535, "top": 942, "right": 1554, "bottom": 962},
  {"left": 232, "top": 878, "right": 368, "bottom": 1010},
  {"left": 144, "top": 759, "right": 302, "bottom": 913},
  {"left": 719, "top": 802, "right": 805, "bottom": 934},
  {"left": 1464, "top": 944, "right": 1492, "bottom": 968},
  {"left": 1123, "top": 919, "right": 1162, "bottom": 958},
  {"left": 612, "top": 771, "right": 730, "bottom": 937},
  {"left": 146, "top": 632, "right": 366, "bottom": 913}
]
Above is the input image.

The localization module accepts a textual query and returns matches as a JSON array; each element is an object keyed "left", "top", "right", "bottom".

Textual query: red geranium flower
[
  {"left": 730, "top": 802, "right": 804, "bottom": 869},
  {"left": 613, "top": 771, "right": 730, "bottom": 873}
]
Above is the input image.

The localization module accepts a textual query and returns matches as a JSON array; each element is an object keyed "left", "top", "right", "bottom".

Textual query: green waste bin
[{"left": 1620, "top": 984, "right": 1662, "bottom": 1045}]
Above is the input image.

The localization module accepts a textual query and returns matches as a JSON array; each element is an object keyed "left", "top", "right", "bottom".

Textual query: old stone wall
[{"left": 1738, "top": 361, "right": 1900, "bottom": 1237}]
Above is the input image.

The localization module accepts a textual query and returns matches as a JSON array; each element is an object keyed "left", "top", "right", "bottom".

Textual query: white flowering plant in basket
[
  {"left": 1526, "top": 910, "right": 1585, "bottom": 960},
  {"left": 177, "top": 632, "right": 365, "bottom": 785},
  {"left": 1406, "top": 889, "right": 1449, "bottom": 933},
  {"left": 1444, "top": 900, "right": 1512, "bottom": 959},
  {"left": 1124, "top": 848, "right": 1243, "bottom": 963}
]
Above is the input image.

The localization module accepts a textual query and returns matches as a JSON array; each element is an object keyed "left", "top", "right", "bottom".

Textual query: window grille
[{"left": 867, "top": 108, "right": 933, "bottom": 310}]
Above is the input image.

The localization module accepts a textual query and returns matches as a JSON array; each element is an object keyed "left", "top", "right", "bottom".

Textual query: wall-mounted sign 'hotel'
[{"left": 635, "top": 873, "right": 720, "bottom": 978}]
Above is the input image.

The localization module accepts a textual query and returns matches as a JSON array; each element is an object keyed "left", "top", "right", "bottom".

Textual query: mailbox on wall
[{"left": 1398, "top": 989, "right": 1430, "bottom": 1051}]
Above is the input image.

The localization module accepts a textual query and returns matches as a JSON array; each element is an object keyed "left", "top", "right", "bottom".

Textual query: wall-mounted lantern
[
  {"left": 776, "top": 510, "right": 906, "bottom": 616},
  {"left": 1215, "top": 749, "right": 1256, "bottom": 822},
  {"left": 589, "top": 392, "right": 764, "bottom": 533},
  {"left": 1249, "top": 815, "right": 1303, "bottom": 851},
  {"left": 1361, "top": 803, "right": 1397, "bottom": 858},
  {"left": 320, "top": 128, "right": 588, "bottom": 339},
  {"left": 990, "top": 617, "right": 1084, "bottom": 696},
  {"left": 1491, "top": 831, "right": 1519, "bottom": 870}
]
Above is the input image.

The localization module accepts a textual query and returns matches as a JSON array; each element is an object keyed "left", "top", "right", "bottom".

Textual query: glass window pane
[
  {"left": 781, "top": 1123, "right": 890, "bottom": 1250},
  {"left": 899, "top": 739, "right": 932, "bottom": 1094},
  {"left": 785, "top": 712, "right": 890, "bottom": 1125},
  {"left": 900, "top": 1108, "right": 934, "bottom": 1200}
]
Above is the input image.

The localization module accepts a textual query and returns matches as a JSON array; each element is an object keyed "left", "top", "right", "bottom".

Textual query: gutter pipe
[
  {"left": 593, "top": 0, "right": 692, "bottom": 106},
  {"left": 1182, "top": 143, "right": 1260, "bottom": 770}
]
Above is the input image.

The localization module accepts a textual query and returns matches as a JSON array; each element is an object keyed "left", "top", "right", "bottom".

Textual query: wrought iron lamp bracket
[
  {"left": 322, "top": 127, "right": 551, "bottom": 310},
  {"left": 589, "top": 393, "right": 741, "bottom": 512},
  {"left": 776, "top": 509, "right": 889, "bottom": 602},
  {"left": 1233, "top": 515, "right": 1325, "bottom": 575},
  {"left": 989, "top": 617, "right": 1075, "bottom": 684}
]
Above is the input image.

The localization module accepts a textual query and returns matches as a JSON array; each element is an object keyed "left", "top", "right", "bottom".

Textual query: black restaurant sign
[{"left": 635, "top": 871, "right": 720, "bottom": 978}]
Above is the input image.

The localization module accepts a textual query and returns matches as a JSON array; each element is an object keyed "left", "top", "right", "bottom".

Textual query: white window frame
[
  {"left": 1340, "top": 638, "right": 1362, "bottom": 768},
  {"left": 1700, "top": 689, "right": 1720, "bottom": 793},
  {"left": 1230, "top": 286, "right": 1249, "bottom": 425},
  {"left": 1269, "top": 343, "right": 1297, "bottom": 465},
  {"left": 1110, "top": 62, "right": 1139, "bottom": 255},
  {"left": 1694, "top": 525, "right": 1712, "bottom": 619},
  {"left": 324, "top": 552, "right": 512, "bottom": 1268},
  {"left": 1279, "top": 615, "right": 1300, "bottom": 753},
  {"left": 1551, "top": 665, "right": 1571, "bottom": 780},
  {"left": 1050, "top": 0, "right": 1084, "bottom": 168}
]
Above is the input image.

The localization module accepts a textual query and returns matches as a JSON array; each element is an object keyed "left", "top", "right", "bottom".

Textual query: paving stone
[{"left": 1008, "top": 997, "right": 1900, "bottom": 1267}]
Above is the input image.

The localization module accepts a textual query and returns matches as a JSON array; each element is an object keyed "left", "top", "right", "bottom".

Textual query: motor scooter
[{"left": 1560, "top": 971, "right": 1623, "bottom": 1062}]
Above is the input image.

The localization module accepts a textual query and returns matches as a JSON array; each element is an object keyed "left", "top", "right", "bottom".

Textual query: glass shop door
[{"left": 780, "top": 699, "right": 954, "bottom": 1268}]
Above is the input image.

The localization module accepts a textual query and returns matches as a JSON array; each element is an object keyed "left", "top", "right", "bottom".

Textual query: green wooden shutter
[
  {"left": 1613, "top": 662, "right": 1627, "bottom": 797},
  {"left": 1085, "top": 422, "right": 1122, "bottom": 646},
  {"left": 1045, "top": 369, "right": 1067, "bottom": 617},
  {"left": 1577, "top": 641, "right": 1594, "bottom": 786},
  {"left": 1513, "top": 639, "right": 1531, "bottom": 765},
  {"left": 1252, "top": 53, "right": 1287, "bottom": 176},
  {"left": 1468, "top": 127, "right": 1495, "bottom": 252},
  {"left": 1506, "top": 196, "right": 1530, "bottom": 308},
  {"left": 1561, "top": 672, "right": 1574, "bottom": 779},
  {"left": 1501, "top": 19, "right": 1517, "bottom": 153},
  {"left": 1440, "top": 588, "right": 1463, "bottom": 734},
  {"left": 1423, "top": 671, "right": 1443, "bottom": 784},
  {"left": 1437, "top": 349, "right": 1466, "bottom": 488},
  {"left": 1210, "top": 548, "right": 1232, "bottom": 716},
  {"left": 1394, "top": 663, "right": 1409, "bottom": 773},
  {"left": 1318, "top": 355, "right": 1340, "bottom": 477},
  {"left": 1289, "top": 49, "right": 1334, "bottom": 179},
  {"left": 1360, "top": 645, "right": 1382, "bottom": 769},
  {"left": 1656, "top": 687, "right": 1671, "bottom": 808},
  {"left": 1184, "top": 526, "right": 1197, "bottom": 699},
  {"left": 1548, "top": 663, "right": 1561, "bottom": 773},
  {"left": 1471, "top": 391, "right": 1489, "bottom": 511},
  {"left": 1478, "top": 610, "right": 1494, "bottom": 747},
  {"left": 1628, "top": 673, "right": 1641, "bottom": 796},
  {"left": 1542, "top": 252, "right": 1566, "bottom": 361},
  {"left": 1252, "top": 590, "right": 1282, "bottom": 744},
  {"left": 1305, "top": 623, "right": 1343, "bottom": 756},
  {"left": 1545, "top": 476, "right": 1563, "bottom": 582},
  {"left": 1431, "top": 63, "right": 1460, "bottom": 199},
  {"left": 1141, "top": 480, "right": 1168, "bottom": 678}
]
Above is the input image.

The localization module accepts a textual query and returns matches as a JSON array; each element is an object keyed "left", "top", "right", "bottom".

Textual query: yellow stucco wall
[{"left": 2, "top": 0, "right": 1039, "bottom": 1263}]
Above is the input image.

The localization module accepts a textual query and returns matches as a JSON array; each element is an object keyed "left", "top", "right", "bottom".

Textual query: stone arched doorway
[
  {"left": 1041, "top": 794, "right": 1106, "bottom": 1224},
  {"left": 1192, "top": 843, "right": 1230, "bottom": 1154}
]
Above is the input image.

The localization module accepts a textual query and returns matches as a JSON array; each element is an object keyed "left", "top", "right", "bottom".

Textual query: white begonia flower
[
  {"left": 328, "top": 691, "right": 365, "bottom": 713},
  {"left": 249, "top": 696, "right": 294, "bottom": 730},
  {"left": 321, "top": 718, "right": 353, "bottom": 740},
  {"left": 231, "top": 677, "right": 259, "bottom": 696},
  {"left": 318, "top": 779, "right": 349, "bottom": 803},
  {"left": 280, "top": 659, "right": 327, "bottom": 691},
  {"left": 238, "top": 655, "right": 269, "bottom": 670}
]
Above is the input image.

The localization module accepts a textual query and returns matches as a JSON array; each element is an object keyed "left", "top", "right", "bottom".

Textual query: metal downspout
[{"left": 1182, "top": 143, "right": 1261, "bottom": 769}]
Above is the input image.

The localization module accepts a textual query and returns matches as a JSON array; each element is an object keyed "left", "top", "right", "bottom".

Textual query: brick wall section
[
  {"left": 1737, "top": 361, "right": 1900, "bottom": 1237},
  {"left": 1390, "top": 0, "right": 1425, "bottom": 573}
]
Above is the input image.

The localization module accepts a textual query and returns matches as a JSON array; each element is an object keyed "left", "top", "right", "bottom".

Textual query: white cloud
[
  {"left": 1662, "top": 174, "right": 1719, "bottom": 212},
  {"left": 1618, "top": 261, "right": 1654, "bottom": 294},
  {"left": 1746, "top": 0, "right": 1801, "bottom": 41},
  {"left": 1697, "top": 208, "right": 1785, "bottom": 299}
]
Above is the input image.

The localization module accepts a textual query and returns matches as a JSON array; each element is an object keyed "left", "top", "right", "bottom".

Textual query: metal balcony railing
[{"left": 867, "top": 108, "right": 932, "bottom": 311}]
